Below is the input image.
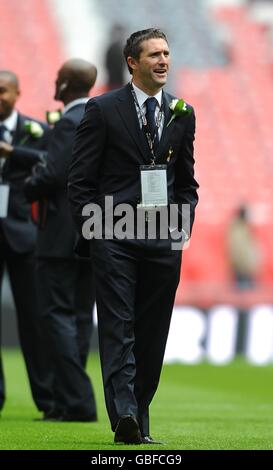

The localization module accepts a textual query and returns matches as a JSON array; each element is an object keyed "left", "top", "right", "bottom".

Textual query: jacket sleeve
[
  {"left": 10, "top": 125, "right": 50, "bottom": 169},
  {"left": 11, "top": 146, "right": 46, "bottom": 168},
  {"left": 25, "top": 117, "right": 76, "bottom": 201},
  {"left": 174, "top": 108, "right": 199, "bottom": 236},
  {"left": 68, "top": 98, "right": 106, "bottom": 233}
]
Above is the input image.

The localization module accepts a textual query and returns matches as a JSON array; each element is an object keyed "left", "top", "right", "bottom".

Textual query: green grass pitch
[{"left": 0, "top": 350, "right": 273, "bottom": 450}]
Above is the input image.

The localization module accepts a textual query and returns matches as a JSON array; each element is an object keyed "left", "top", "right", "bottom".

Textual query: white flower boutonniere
[
  {"left": 167, "top": 98, "right": 191, "bottom": 127},
  {"left": 46, "top": 110, "right": 62, "bottom": 126},
  {"left": 24, "top": 120, "right": 44, "bottom": 138}
]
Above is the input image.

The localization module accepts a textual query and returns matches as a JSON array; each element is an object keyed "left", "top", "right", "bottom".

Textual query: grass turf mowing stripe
[{"left": 0, "top": 351, "right": 273, "bottom": 450}]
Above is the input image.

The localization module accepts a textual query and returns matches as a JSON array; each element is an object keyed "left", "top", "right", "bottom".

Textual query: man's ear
[
  {"left": 127, "top": 56, "right": 138, "bottom": 71},
  {"left": 59, "top": 81, "right": 68, "bottom": 92}
]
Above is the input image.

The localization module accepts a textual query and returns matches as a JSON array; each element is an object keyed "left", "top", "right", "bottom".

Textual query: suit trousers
[
  {"left": 92, "top": 236, "right": 182, "bottom": 436},
  {"left": 36, "top": 257, "right": 96, "bottom": 416},
  {"left": 0, "top": 232, "right": 54, "bottom": 412}
]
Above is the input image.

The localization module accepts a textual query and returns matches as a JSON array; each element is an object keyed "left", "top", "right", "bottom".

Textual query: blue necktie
[
  {"left": 0, "top": 124, "right": 9, "bottom": 142},
  {"left": 0, "top": 124, "right": 7, "bottom": 142},
  {"left": 145, "top": 97, "right": 159, "bottom": 150}
]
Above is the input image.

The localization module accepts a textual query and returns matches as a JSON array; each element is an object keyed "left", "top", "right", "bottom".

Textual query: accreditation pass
[
  {"left": 0, "top": 183, "right": 10, "bottom": 218},
  {"left": 140, "top": 164, "right": 168, "bottom": 207}
]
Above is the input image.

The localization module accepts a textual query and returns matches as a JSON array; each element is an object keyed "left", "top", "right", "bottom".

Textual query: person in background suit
[
  {"left": 0, "top": 70, "right": 54, "bottom": 415},
  {"left": 25, "top": 59, "right": 97, "bottom": 421},
  {"left": 105, "top": 24, "right": 126, "bottom": 90},
  {"left": 227, "top": 204, "right": 261, "bottom": 290},
  {"left": 68, "top": 29, "right": 199, "bottom": 443}
]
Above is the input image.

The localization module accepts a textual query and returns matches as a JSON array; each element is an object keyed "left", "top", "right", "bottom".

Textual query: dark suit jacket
[
  {"left": 0, "top": 113, "right": 50, "bottom": 254},
  {"left": 25, "top": 103, "right": 87, "bottom": 258},
  {"left": 68, "top": 84, "right": 199, "bottom": 240}
]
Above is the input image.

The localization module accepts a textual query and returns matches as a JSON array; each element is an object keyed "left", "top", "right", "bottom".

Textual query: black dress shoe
[
  {"left": 141, "top": 435, "right": 164, "bottom": 445},
  {"left": 114, "top": 415, "right": 142, "bottom": 444},
  {"left": 58, "top": 412, "right": 97, "bottom": 422},
  {"left": 38, "top": 409, "right": 63, "bottom": 421}
]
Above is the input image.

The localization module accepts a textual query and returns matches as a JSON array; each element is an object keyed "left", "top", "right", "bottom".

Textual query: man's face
[
  {"left": 129, "top": 38, "right": 170, "bottom": 94},
  {"left": 0, "top": 76, "right": 20, "bottom": 120}
]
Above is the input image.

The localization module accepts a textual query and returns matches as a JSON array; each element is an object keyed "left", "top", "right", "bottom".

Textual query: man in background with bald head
[
  {"left": 25, "top": 59, "right": 98, "bottom": 421},
  {"left": 0, "top": 70, "right": 53, "bottom": 417}
]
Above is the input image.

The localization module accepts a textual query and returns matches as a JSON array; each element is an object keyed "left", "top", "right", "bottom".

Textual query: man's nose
[{"left": 158, "top": 54, "right": 168, "bottom": 64}]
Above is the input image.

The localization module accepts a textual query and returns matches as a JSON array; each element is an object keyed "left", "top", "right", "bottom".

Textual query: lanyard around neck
[{"left": 130, "top": 84, "right": 164, "bottom": 164}]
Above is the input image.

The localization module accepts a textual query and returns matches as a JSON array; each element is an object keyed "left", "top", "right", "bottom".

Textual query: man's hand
[{"left": 0, "top": 141, "right": 13, "bottom": 158}]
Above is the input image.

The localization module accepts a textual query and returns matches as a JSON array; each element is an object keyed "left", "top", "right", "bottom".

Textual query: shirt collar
[
  {"left": 132, "top": 82, "right": 163, "bottom": 109},
  {"left": 63, "top": 97, "right": 90, "bottom": 115},
  {"left": 0, "top": 109, "right": 18, "bottom": 132}
]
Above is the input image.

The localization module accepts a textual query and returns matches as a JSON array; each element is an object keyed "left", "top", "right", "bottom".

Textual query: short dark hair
[{"left": 123, "top": 28, "right": 168, "bottom": 74}]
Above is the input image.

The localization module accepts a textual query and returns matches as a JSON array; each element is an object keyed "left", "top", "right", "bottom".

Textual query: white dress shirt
[
  {"left": 131, "top": 83, "right": 164, "bottom": 140},
  {"left": 63, "top": 97, "right": 90, "bottom": 115},
  {"left": 0, "top": 109, "right": 18, "bottom": 143}
]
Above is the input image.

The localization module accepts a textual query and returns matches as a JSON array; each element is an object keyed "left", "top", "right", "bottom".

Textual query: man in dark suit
[
  {"left": 0, "top": 70, "right": 53, "bottom": 415},
  {"left": 25, "top": 59, "right": 97, "bottom": 421},
  {"left": 68, "top": 29, "right": 199, "bottom": 443}
]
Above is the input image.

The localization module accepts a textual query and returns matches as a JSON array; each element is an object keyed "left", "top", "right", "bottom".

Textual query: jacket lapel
[
  {"left": 156, "top": 91, "right": 176, "bottom": 160},
  {"left": 115, "top": 86, "right": 177, "bottom": 164},
  {"left": 2, "top": 113, "right": 21, "bottom": 175},
  {"left": 115, "top": 84, "right": 151, "bottom": 163},
  {"left": 12, "top": 113, "right": 24, "bottom": 144}
]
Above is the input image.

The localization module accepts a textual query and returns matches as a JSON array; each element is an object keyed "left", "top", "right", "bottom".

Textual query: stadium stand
[
  {"left": 1, "top": 0, "right": 272, "bottom": 309},
  {"left": 0, "top": 0, "right": 65, "bottom": 118},
  {"left": 176, "top": 4, "right": 273, "bottom": 305}
]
